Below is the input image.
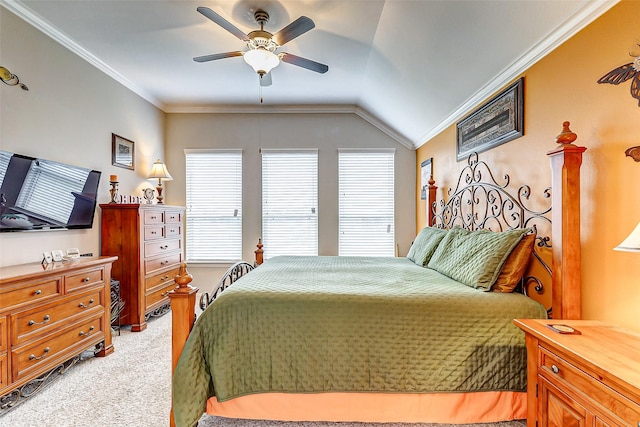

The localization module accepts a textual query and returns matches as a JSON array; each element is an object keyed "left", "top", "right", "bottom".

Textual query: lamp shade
[
  {"left": 244, "top": 49, "right": 280, "bottom": 75},
  {"left": 614, "top": 221, "right": 640, "bottom": 252},
  {"left": 147, "top": 160, "right": 173, "bottom": 181}
]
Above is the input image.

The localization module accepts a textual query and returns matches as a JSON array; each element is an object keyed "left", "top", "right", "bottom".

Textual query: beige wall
[
  {"left": 416, "top": 0, "right": 640, "bottom": 331},
  {"left": 166, "top": 113, "right": 416, "bottom": 293},
  {"left": 0, "top": 8, "right": 165, "bottom": 267}
]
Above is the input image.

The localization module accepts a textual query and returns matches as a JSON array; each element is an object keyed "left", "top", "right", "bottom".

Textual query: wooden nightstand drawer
[
  {"left": 1, "top": 278, "right": 61, "bottom": 310},
  {"left": 11, "top": 289, "right": 103, "bottom": 346},
  {"left": 12, "top": 314, "right": 104, "bottom": 381},
  {"left": 144, "top": 225, "right": 165, "bottom": 240},
  {"left": 145, "top": 239, "right": 181, "bottom": 258},
  {"left": 66, "top": 267, "right": 105, "bottom": 292}
]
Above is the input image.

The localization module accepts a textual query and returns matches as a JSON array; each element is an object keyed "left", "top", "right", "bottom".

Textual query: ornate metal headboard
[{"left": 430, "top": 152, "right": 553, "bottom": 312}]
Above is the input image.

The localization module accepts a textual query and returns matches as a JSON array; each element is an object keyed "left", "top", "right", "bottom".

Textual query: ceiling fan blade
[
  {"left": 193, "top": 51, "right": 243, "bottom": 63},
  {"left": 280, "top": 53, "right": 328, "bottom": 74},
  {"left": 197, "top": 6, "right": 249, "bottom": 42},
  {"left": 259, "top": 72, "right": 272, "bottom": 87},
  {"left": 273, "top": 16, "right": 315, "bottom": 46}
]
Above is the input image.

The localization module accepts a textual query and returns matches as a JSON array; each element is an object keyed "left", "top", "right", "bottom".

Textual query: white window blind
[
  {"left": 262, "top": 149, "right": 318, "bottom": 258},
  {"left": 339, "top": 149, "right": 395, "bottom": 256},
  {"left": 185, "top": 150, "right": 242, "bottom": 262}
]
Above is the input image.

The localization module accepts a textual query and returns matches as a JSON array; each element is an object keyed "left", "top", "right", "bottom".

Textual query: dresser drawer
[
  {"left": 165, "top": 224, "right": 181, "bottom": 237},
  {"left": 1, "top": 278, "right": 61, "bottom": 310},
  {"left": 65, "top": 267, "right": 105, "bottom": 292},
  {"left": 145, "top": 266, "right": 180, "bottom": 291},
  {"left": 145, "top": 239, "right": 181, "bottom": 258},
  {"left": 11, "top": 288, "right": 103, "bottom": 346},
  {"left": 144, "top": 224, "right": 165, "bottom": 240},
  {"left": 145, "top": 253, "right": 182, "bottom": 275},
  {"left": 143, "top": 210, "right": 164, "bottom": 225},
  {"left": 12, "top": 314, "right": 104, "bottom": 382},
  {"left": 540, "top": 347, "right": 640, "bottom": 423},
  {"left": 146, "top": 282, "right": 175, "bottom": 311},
  {"left": 165, "top": 211, "right": 182, "bottom": 223}
]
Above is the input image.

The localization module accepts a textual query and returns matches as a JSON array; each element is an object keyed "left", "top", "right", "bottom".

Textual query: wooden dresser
[
  {"left": 0, "top": 256, "right": 116, "bottom": 400},
  {"left": 100, "top": 204, "right": 184, "bottom": 332},
  {"left": 514, "top": 318, "right": 640, "bottom": 427}
]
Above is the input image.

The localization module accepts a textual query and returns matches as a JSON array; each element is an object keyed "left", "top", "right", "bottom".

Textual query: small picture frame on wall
[
  {"left": 456, "top": 77, "right": 524, "bottom": 161},
  {"left": 112, "top": 133, "right": 135, "bottom": 170},
  {"left": 420, "top": 158, "right": 433, "bottom": 200}
]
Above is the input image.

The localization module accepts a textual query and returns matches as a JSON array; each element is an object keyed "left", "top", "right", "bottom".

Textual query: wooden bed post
[
  {"left": 169, "top": 263, "right": 198, "bottom": 427},
  {"left": 255, "top": 238, "right": 264, "bottom": 265},
  {"left": 547, "top": 122, "right": 586, "bottom": 320},
  {"left": 427, "top": 174, "right": 438, "bottom": 227}
]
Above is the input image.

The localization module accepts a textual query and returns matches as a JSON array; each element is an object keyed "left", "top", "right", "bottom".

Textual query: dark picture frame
[
  {"left": 112, "top": 133, "right": 135, "bottom": 170},
  {"left": 456, "top": 77, "right": 524, "bottom": 161},
  {"left": 420, "top": 157, "right": 433, "bottom": 200}
]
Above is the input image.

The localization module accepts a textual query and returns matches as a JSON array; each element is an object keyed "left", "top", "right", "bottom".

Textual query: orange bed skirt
[{"left": 206, "top": 391, "right": 527, "bottom": 423}]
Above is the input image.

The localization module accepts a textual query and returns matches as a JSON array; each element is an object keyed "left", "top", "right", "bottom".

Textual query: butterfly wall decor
[{"left": 597, "top": 45, "right": 640, "bottom": 106}]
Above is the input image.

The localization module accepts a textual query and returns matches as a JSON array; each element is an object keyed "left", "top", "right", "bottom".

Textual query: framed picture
[
  {"left": 420, "top": 157, "right": 433, "bottom": 200},
  {"left": 456, "top": 77, "right": 524, "bottom": 161},
  {"left": 112, "top": 133, "right": 135, "bottom": 170}
]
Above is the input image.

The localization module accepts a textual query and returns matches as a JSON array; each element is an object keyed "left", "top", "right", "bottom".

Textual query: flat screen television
[{"left": 0, "top": 150, "right": 101, "bottom": 232}]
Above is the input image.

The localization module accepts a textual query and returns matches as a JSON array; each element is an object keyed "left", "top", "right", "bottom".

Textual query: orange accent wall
[{"left": 416, "top": 1, "right": 640, "bottom": 331}]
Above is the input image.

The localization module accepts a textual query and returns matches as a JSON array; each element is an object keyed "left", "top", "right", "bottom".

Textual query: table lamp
[
  {"left": 614, "top": 221, "right": 640, "bottom": 252},
  {"left": 148, "top": 159, "right": 173, "bottom": 204}
]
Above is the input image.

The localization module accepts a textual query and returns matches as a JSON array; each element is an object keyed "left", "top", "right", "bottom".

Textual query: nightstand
[{"left": 514, "top": 319, "right": 640, "bottom": 427}]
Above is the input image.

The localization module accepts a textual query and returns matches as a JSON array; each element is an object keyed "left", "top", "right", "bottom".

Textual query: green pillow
[
  {"left": 427, "top": 226, "right": 529, "bottom": 290},
  {"left": 406, "top": 226, "right": 448, "bottom": 266}
]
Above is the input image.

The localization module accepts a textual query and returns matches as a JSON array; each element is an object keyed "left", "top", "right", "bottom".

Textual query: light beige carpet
[{"left": 1, "top": 312, "right": 526, "bottom": 427}]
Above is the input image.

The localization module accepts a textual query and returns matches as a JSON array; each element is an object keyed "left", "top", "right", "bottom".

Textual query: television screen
[{"left": 0, "top": 150, "right": 101, "bottom": 232}]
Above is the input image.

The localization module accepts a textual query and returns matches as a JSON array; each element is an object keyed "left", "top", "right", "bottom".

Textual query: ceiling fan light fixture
[{"left": 244, "top": 48, "right": 280, "bottom": 75}]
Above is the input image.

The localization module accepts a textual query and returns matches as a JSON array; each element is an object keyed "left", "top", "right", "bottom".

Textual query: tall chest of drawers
[
  {"left": 100, "top": 204, "right": 185, "bottom": 332},
  {"left": 0, "top": 257, "right": 117, "bottom": 400}
]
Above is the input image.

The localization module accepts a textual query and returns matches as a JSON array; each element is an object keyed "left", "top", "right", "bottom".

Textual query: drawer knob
[
  {"left": 29, "top": 347, "right": 50, "bottom": 361},
  {"left": 34, "top": 289, "right": 42, "bottom": 295},
  {"left": 28, "top": 314, "right": 51, "bottom": 326},
  {"left": 79, "top": 325, "right": 95, "bottom": 337},
  {"left": 551, "top": 364, "right": 559, "bottom": 374},
  {"left": 150, "top": 215, "right": 157, "bottom": 219},
  {"left": 160, "top": 245, "right": 168, "bottom": 250},
  {"left": 78, "top": 299, "right": 95, "bottom": 309},
  {"left": 161, "top": 291, "right": 170, "bottom": 297},
  {"left": 82, "top": 277, "right": 91, "bottom": 282}
]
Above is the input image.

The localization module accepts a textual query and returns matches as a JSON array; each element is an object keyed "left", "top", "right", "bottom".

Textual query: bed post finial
[
  {"left": 555, "top": 121, "right": 578, "bottom": 145},
  {"left": 255, "top": 238, "right": 264, "bottom": 265},
  {"left": 427, "top": 174, "right": 438, "bottom": 226},
  {"left": 547, "top": 122, "right": 587, "bottom": 320}
]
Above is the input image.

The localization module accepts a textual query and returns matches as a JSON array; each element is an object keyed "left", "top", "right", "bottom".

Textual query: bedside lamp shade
[
  {"left": 148, "top": 159, "right": 173, "bottom": 204},
  {"left": 614, "top": 221, "right": 640, "bottom": 252}
]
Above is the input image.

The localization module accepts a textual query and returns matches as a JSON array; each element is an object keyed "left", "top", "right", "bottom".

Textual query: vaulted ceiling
[{"left": 2, "top": 0, "right": 618, "bottom": 148}]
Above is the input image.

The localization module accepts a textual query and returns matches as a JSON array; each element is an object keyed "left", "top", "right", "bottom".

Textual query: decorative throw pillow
[
  {"left": 492, "top": 233, "right": 537, "bottom": 293},
  {"left": 406, "top": 226, "right": 448, "bottom": 266},
  {"left": 427, "top": 226, "right": 530, "bottom": 291}
]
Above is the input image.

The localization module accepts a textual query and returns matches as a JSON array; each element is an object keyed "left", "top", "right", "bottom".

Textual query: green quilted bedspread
[{"left": 173, "top": 256, "right": 547, "bottom": 427}]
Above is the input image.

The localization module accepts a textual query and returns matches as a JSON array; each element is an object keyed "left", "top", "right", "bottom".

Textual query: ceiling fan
[{"left": 194, "top": 6, "right": 329, "bottom": 87}]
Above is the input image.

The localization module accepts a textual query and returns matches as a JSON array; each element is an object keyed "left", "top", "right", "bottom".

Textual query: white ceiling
[{"left": 2, "top": 0, "right": 618, "bottom": 148}]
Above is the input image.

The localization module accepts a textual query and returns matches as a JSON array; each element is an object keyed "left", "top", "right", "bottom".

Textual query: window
[
  {"left": 185, "top": 150, "right": 242, "bottom": 262},
  {"left": 262, "top": 149, "right": 318, "bottom": 258},
  {"left": 339, "top": 149, "right": 395, "bottom": 256}
]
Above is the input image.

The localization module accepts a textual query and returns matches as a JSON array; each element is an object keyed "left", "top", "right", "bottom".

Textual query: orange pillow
[{"left": 491, "top": 233, "right": 536, "bottom": 292}]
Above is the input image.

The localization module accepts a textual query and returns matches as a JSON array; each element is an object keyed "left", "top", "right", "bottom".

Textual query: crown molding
[
  {"left": 415, "top": 0, "right": 620, "bottom": 148},
  {"left": 1, "top": 0, "right": 167, "bottom": 110}
]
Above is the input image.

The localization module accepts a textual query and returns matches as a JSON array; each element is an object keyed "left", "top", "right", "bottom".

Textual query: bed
[{"left": 169, "top": 122, "right": 586, "bottom": 427}]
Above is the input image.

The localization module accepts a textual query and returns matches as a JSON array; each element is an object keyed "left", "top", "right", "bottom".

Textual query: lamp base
[{"left": 156, "top": 183, "right": 164, "bottom": 204}]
